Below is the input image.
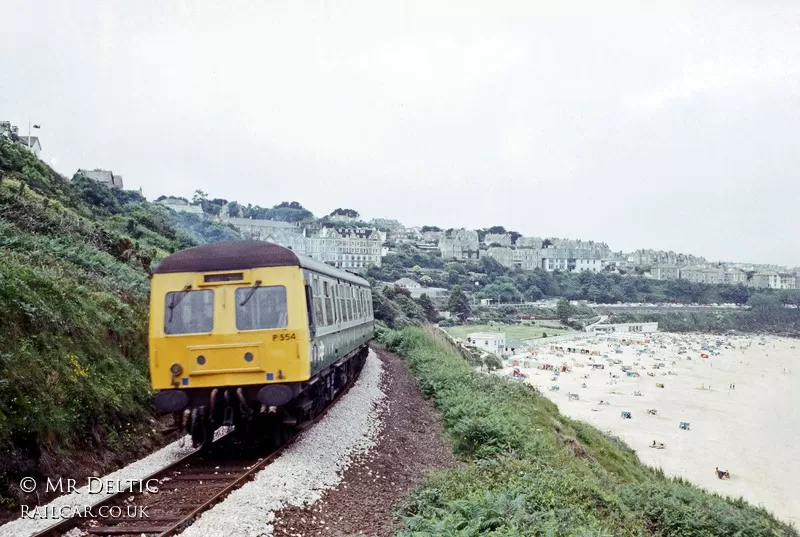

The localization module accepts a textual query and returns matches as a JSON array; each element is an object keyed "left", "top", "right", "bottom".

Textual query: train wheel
[{"left": 191, "top": 407, "right": 214, "bottom": 451}]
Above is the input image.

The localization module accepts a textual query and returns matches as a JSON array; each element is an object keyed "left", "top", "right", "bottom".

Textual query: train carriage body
[{"left": 148, "top": 241, "right": 373, "bottom": 445}]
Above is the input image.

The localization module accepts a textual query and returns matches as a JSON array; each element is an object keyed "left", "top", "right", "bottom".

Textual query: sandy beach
[{"left": 502, "top": 332, "right": 800, "bottom": 527}]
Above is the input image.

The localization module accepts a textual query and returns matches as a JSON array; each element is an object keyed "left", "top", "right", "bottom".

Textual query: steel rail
[
  {"left": 30, "top": 351, "right": 365, "bottom": 537},
  {"left": 29, "top": 428, "right": 234, "bottom": 537}
]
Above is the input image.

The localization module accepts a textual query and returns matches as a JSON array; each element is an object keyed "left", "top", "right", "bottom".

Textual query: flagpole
[{"left": 28, "top": 119, "right": 31, "bottom": 148}]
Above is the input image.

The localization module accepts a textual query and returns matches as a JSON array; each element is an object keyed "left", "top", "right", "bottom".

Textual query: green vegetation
[
  {"left": 0, "top": 137, "right": 240, "bottom": 509},
  {"left": 380, "top": 327, "right": 796, "bottom": 537},
  {"left": 556, "top": 297, "right": 571, "bottom": 321},
  {"left": 366, "top": 244, "right": 800, "bottom": 308},
  {"left": 443, "top": 324, "right": 571, "bottom": 341},
  {"left": 240, "top": 200, "right": 313, "bottom": 222},
  {"left": 447, "top": 285, "right": 471, "bottom": 321},
  {"left": 609, "top": 309, "right": 800, "bottom": 338}
]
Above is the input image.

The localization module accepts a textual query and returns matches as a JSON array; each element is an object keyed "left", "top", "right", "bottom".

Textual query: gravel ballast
[
  {"left": 271, "top": 344, "right": 454, "bottom": 537},
  {"left": 0, "top": 428, "right": 228, "bottom": 537},
  {"left": 177, "top": 350, "right": 386, "bottom": 537}
]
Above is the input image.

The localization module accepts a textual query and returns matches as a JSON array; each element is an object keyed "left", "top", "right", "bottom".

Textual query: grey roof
[
  {"left": 77, "top": 169, "right": 114, "bottom": 183},
  {"left": 17, "top": 136, "right": 41, "bottom": 147}
]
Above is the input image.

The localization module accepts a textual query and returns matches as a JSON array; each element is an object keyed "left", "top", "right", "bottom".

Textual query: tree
[
  {"left": 192, "top": 189, "right": 208, "bottom": 205},
  {"left": 483, "top": 354, "right": 503, "bottom": 371},
  {"left": 747, "top": 293, "right": 781, "bottom": 310},
  {"left": 447, "top": 285, "right": 471, "bottom": 321},
  {"left": 487, "top": 226, "right": 506, "bottom": 234},
  {"left": 226, "top": 201, "right": 241, "bottom": 218},
  {"left": 556, "top": 298, "right": 572, "bottom": 321},
  {"left": 417, "top": 293, "right": 438, "bottom": 322},
  {"left": 329, "top": 208, "right": 360, "bottom": 218}
]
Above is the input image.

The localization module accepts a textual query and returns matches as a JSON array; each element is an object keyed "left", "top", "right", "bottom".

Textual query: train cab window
[
  {"left": 165, "top": 289, "right": 214, "bottom": 334},
  {"left": 235, "top": 286, "right": 288, "bottom": 330}
]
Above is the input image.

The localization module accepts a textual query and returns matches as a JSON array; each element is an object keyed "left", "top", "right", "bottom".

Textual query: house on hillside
[
  {"left": 76, "top": 168, "right": 124, "bottom": 189},
  {"left": 394, "top": 278, "right": 421, "bottom": 290},
  {"left": 392, "top": 277, "right": 446, "bottom": 299},
  {"left": 17, "top": 136, "right": 42, "bottom": 158},
  {"left": 156, "top": 197, "right": 204, "bottom": 215}
]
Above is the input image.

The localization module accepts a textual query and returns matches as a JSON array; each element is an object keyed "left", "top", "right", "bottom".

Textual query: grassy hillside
[
  {"left": 380, "top": 327, "right": 796, "bottom": 537},
  {"left": 443, "top": 323, "right": 572, "bottom": 341},
  {"left": 0, "top": 137, "right": 239, "bottom": 511}
]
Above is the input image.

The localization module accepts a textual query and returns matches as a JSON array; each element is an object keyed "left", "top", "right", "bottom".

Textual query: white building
[
  {"left": 586, "top": 322, "right": 658, "bottom": 334},
  {"left": 778, "top": 273, "right": 797, "bottom": 290},
  {"left": 652, "top": 265, "right": 681, "bottom": 280},
  {"left": 17, "top": 136, "right": 42, "bottom": 158},
  {"left": 302, "top": 226, "right": 382, "bottom": 269},
  {"left": 750, "top": 271, "right": 781, "bottom": 289},
  {"left": 467, "top": 332, "right": 506, "bottom": 356},
  {"left": 438, "top": 229, "right": 480, "bottom": 260}
]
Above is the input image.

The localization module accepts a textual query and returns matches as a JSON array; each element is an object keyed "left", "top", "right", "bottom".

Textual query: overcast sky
[{"left": 3, "top": 1, "right": 799, "bottom": 266}]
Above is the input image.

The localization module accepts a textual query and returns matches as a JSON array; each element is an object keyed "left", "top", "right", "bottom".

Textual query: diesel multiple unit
[{"left": 148, "top": 241, "right": 374, "bottom": 447}]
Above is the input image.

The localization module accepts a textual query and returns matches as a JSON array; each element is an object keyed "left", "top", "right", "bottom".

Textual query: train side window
[
  {"left": 165, "top": 289, "right": 214, "bottom": 334},
  {"left": 313, "top": 277, "right": 325, "bottom": 326},
  {"left": 333, "top": 284, "right": 341, "bottom": 323},
  {"left": 235, "top": 286, "right": 288, "bottom": 330},
  {"left": 323, "top": 280, "right": 333, "bottom": 324},
  {"left": 363, "top": 289, "right": 368, "bottom": 317},
  {"left": 340, "top": 285, "right": 346, "bottom": 322},
  {"left": 345, "top": 285, "right": 352, "bottom": 322},
  {"left": 362, "top": 289, "right": 367, "bottom": 317},
  {"left": 339, "top": 284, "right": 346, "bottom": 322}
]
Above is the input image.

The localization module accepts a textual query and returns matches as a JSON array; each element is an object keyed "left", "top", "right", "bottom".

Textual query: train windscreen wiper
[
  {"left": 167, "top": 285, "right": 192, "bottom": 322},
  {"left": 239, "top": 280, "right": 262, "bottom": 307}
]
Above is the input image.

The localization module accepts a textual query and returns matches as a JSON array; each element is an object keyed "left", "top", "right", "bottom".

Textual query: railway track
[{"left": 32, "top": 366, "right": 363, "bottom": 537}]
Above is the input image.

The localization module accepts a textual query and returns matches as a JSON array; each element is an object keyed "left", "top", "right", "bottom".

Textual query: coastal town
[{"left": 3, "top": 123, "right": 796, "bottom": 290}]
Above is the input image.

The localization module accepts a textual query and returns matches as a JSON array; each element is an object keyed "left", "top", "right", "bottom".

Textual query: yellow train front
[{"left": 148, "top": 241, "right": 374, "bottom": 447}]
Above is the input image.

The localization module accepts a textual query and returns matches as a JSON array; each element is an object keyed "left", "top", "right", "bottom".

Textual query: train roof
[{"left": 153, "top": 240, "right": 370, "bottom": 286}]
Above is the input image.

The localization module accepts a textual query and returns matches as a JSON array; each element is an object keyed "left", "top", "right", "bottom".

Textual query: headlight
[{"left": 170, "top": 363, "right": 183, "bottom": 376}]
